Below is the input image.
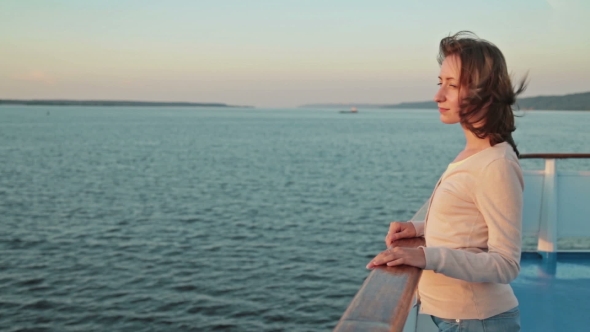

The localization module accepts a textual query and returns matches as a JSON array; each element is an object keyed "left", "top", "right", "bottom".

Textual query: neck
[{"left": 462, "top": 127, "right": 491, "bottom": 151}]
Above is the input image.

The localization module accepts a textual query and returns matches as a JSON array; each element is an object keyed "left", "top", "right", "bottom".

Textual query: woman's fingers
[
  {"left": 385, "top": 222, "right": 418, "bottom": 247},
  {"left": 386, "top": 258, "right": 405, "bottom": 267},
  {"left": 390, "top": 228, "right": 410, "bottom": 241},
  {"left": 366, "top": 247, "right": 400, "bottom": 269},
  {"left": 366, "top": 247, "right": 425, "bottom": 269},
  {"left": 385, "top": 222, "right": 403, "bottom": 245}
]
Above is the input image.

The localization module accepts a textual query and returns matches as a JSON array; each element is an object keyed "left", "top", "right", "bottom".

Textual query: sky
[{"left": 1, "top": 0, "right": 589, "bottom": 108}]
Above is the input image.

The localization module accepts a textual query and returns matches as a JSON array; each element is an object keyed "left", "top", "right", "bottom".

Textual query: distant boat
[{"left": 339, "top": 106, "right": 358, "bottom": 114}]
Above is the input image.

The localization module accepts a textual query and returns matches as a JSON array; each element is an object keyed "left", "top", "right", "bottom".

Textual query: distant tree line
[
  {"left": 380, "top": 91, "right": 590, "bottom": 111},
  {"left": 0, "top": 99, "right": 252, "bottom": 108},
  {"left": 300, "top": 91, "right": 590, "bottom": 111}
]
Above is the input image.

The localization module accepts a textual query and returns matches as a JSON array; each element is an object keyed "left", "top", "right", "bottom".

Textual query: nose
[{"left": 434, "top": 87, "right": 445, "bottom": 103}]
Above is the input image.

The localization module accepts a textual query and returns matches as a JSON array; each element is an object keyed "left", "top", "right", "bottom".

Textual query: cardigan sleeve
[
  {"left": 410, "top": 221, "right": 425, "bottom": 237},
  {"left": 422, "top": 158, "right": 524, "bottom": 284}
]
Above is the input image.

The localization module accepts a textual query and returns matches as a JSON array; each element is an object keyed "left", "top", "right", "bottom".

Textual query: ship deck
[{"left": 513, "top": 252, "right": 590, "bottom": 331}]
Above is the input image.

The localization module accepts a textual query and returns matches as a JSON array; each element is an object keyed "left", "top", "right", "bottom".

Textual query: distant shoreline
[
  {"left": 299, "top": 91, "right": 590, "bottom": 111},
  {"left": 0, "top": 99, "right": 253, "bottom": 108}
]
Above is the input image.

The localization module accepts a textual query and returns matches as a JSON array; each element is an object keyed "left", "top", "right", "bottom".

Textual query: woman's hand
[
  {"left": 366, "top": 247, "right": 426, "bottom": 269},
  {"left": 384, "top": 221, "right": 417, "bottom": 247}
]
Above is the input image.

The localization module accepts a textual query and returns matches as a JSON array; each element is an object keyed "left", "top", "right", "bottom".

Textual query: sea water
[{"left": 1, "top": 106, "right": 589, "bottom": 331}]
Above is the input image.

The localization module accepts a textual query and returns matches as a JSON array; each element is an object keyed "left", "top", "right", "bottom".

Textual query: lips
[{"left": 438, "top": 107, "right": 450, "bottom": 113}]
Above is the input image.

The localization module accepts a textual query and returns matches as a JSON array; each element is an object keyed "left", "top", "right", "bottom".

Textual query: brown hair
[{"left": 437, "top": 31, "right": 527, "bottom": 156}]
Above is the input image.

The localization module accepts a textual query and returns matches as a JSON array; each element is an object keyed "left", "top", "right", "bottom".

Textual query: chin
[{"left": 439, "top": 115, "right": 460, "bottom": 124}]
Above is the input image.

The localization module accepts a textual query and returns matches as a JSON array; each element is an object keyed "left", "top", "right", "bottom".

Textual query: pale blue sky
[{"left": 1, "top": 0, "right": 589, "bottom": 107}]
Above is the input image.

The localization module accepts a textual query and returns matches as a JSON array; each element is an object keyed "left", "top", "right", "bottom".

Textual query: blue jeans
[{"left": 431, "top": 306, "right": 520, "bottom": 332}]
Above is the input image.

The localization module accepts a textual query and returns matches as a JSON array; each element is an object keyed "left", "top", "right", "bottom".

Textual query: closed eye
[{"left": 437, "top": 83, "right": 457, "bottom": 88}]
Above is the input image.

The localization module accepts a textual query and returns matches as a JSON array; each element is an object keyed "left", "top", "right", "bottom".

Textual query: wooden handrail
[
  {"left": 334, "top": 237, "right": 425, "bottom": 332},
  {"left": 520, "top": 153, "right": 590, "bottom": 159}
]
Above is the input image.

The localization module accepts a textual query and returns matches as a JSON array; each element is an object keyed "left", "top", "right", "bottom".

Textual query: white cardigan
[{"left": 411, "top": 142, "right": 524, "bottom": 320}]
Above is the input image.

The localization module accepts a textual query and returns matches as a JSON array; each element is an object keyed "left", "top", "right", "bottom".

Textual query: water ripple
[{"left": 1, "top": 107, "right": 589, "bottom": 331}]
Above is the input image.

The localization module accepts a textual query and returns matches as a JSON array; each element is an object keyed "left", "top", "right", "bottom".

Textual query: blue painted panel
[{"left": 513, "top": 255, "right": 590, "bottom": 330}]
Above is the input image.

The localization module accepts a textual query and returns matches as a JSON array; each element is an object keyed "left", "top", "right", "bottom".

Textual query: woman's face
[{"left": 434, "top": 54, "right": 462, "bottom": 124}]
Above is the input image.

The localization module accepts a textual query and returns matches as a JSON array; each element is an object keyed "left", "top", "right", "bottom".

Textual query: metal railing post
[{"left": 537, "top": 159, "right": 558, "bottom": 253}]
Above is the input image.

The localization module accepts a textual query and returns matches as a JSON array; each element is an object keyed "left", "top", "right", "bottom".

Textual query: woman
[{"left": 366, "top": 31, "right": 527, "bottom": 332}]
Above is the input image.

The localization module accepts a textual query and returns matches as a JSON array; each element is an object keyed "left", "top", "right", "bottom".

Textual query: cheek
[{"left": 449, "top": 91, "right": 461, "bottom": 109}]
